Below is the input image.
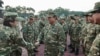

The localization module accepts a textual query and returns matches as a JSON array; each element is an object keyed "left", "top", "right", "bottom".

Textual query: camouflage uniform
[
  {"left": 0, "top": 24, "right": 31, "bottom": 56},
  {"left": 0, "top": 12, "right": 32, "bottom": 56},
  {"left": 88, "top": 33, "right": 100, "bottom": 56},
  {"left": 22, "top": 21, "right": 38, "bottom": 56},
  {"left": 69, "top": 19, "right": 82, "bottom": 55},
  {"left": 22, "top": 22, "right": 38, "bottom": 44},
  {"left": 84, "top": 23, "right": 100, "bottom": 55},
  {"left": 38, "top": 21, "right": 66, "bottom": 56},
  {"left": 59, "top": 15, "right": 69, "bottom": 34},
  {"left": 61, "top": 22, "right": 68, "bottom": 34}
]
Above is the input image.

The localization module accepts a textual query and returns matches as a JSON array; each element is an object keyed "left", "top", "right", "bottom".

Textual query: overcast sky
[{"left": 2, "top": 0, "right": 100, "bottom": 14}]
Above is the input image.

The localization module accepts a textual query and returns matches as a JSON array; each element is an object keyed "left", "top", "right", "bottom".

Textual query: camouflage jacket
[
  {"left": 0, "top": 26, "right": 29, "bottom": 56},
  {"left": 61, "top": 22, "right": 68, "bottom": 34},
  {"left": 69, "top": 22, "right": 82, "bottom": 37},
  {"left": 84, "top": 23, "right": 100, "bottom": 45},
  {"left": 22, "top": 22, "right": 38, "bottom": 44},
  {"left": 88, "top": 33, "right": 100, "bottom": 56},
  {"left": 38, "top": 21, "right": 66, "bottom": 52},
  {"left": 80, "top": 23, "right": 90, "bottom": 40}
]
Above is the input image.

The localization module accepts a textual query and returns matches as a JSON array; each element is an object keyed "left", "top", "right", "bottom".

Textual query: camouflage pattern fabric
[
  {"left": 88, "top": 33, "right": 100, "bottom": 56},
  {"left": 38, "top": 21, "right": 66, "bottom": 56},
  {"left": 0, "top": 26, "right": 31, "bottom": 56},
  {"left": 84, "top": 23, "right": 100, "bottom": 55}
]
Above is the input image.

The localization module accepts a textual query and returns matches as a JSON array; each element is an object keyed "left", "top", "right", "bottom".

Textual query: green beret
[{"left": 4, "top": 12, "right": 18, "bottom": 16}]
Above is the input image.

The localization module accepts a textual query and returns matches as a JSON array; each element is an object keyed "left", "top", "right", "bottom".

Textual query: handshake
[{"left": 26, "top": 41, "right": 40, "bottom": 50}]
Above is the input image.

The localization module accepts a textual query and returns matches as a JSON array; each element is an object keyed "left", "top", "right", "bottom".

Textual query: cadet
[
  {"left": 88, "top": 7, "right": 100, "bottom": 56},
  {"left": 80, "top": 12, "right": 92, "bottom": 53},
  {"left": 84, "top": 8, "right": 100, "bottom": 56},
  {"left": 59, "top": 15, "right": 68, "bottom": 51},
  {"left": 69, "top": 16, "right": 82, "bottom": 56},
  {"left": 22, "top": 16, "right": 38, "bottom": 56},
  {"left": 59, "top": 15, "right": 69, "bottom": 34},
  {"left": 37, "top": 13, "right": 66, "bottom": 56},
  {"left": 0, "top": 12, "right": 33, "bottom": 56}
]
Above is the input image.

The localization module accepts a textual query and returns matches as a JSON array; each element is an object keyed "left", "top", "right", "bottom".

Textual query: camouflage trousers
[
  {"left": 70, "top": 36, "right": 80, "bottom": 54},
  {"left": 44, "top": 43, "right": 65, "bottom": 56}
]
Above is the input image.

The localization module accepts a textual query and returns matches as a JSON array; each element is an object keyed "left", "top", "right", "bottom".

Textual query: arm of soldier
[
  {"left": 57, "top": 26, "right": 66, "bottom": 52},
  {"left": 80, "top": 26, "right": 87, "bottom": 40},
  {"left": 35, "top": 28, "right": 45, "bottom": 46},
  {"left": 95, "top": 25, "right": 100, "bottom": 34},
  {"left": 63, "top": 24, "right": 69, "bottom": 34},
  {"left": 15, "top": 27, "right": 34, "bottom": 48},
  {"left": 34, "top": 27, "right": 39, "bottom": 41},
  {"left": 88, "top": 34, "right": 100, "bottom": 56}
]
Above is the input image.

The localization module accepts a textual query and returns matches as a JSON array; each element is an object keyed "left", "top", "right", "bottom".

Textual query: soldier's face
[
  {"left": 60, "top": 19, "right": 65, "bottom": 23},
  {"left": 87, "top": 16, "right": 91, "bottom": 22},
  {"left": 48, "top": 17, "right": 56, "bottom": 24},
  {"left": 92, "top": 13, "right": 100, "bottom": 24},
  {"left": 29, "top": 18, "right": 34, "bottom": 23},
  {"left": 10, "top": 21, "right": 18, "bottom": 27}
]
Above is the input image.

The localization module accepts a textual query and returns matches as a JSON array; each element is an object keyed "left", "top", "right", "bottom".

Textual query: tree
[
  {"left": 5, "top": 5, "right": 17, "bottom": 12},
  {"left": 27, "top": 7, "right": 35, "bottom": 13},
  {"left": 0, "top": 0, "right": 3, "bottom": 7},
  {"left": 54, "top": 7, "right": 69, "bottom": 17}
]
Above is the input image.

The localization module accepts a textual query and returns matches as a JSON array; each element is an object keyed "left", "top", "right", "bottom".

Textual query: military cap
[
  {"left": 16, "top": 17, "right": 25, "bottom": 21},
  {"left": 89, "top": 7, "right": 100, "bottom": 13},
  {"left": 4, "top": 12, "right": 18, "bottom": 16},
  {"left": 84, "top": 12, "right": 92, "bottom": 16},
  {"left": 28, "top": 15, "right": 34, "bottom": 19},
  {"left": 47, "top": 13, "right": 58, "bottom": 20},
  {"left": 34, "top": 15, "right": 38, "bottom": 18},
  {"left": 47, "top": 13, "right": 56, "bottom": 18}
]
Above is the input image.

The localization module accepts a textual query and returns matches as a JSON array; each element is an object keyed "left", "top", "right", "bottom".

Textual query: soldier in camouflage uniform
[
  {"left": 22, "top": 16, "right": 38, "bottom": 56},
  {"left": 37, "top": 13, "right": 66, "bottom": 56},
  {"left": 83, "top": 9, "right": 100, "bottom": 56},
  {"left": 59, "top": 15, "right": 68, "bottom": 51},
  {"left": 80, "top": 13, "right": 93, "bottom": 53},
  {"left": 0, "top": 12, "right": 33, "bottom": 56},
  {"left": 69, "top": 16, "right": 82, "bottom": 56},
  {"left": 88, "top": 8, "right": 100, "bottom": 56},
  {"left": 59, "top": 15, "right": 69, "bottom": 34}
]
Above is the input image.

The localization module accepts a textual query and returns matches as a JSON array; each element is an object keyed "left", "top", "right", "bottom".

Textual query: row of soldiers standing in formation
[{"left": 0, "top": 7, "right": 100, "bottom": 56}]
